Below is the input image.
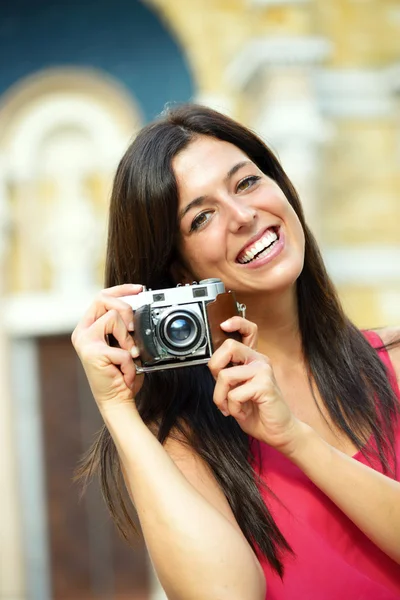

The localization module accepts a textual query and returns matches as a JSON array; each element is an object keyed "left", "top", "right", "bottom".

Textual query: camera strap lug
[{"left": 237, "top": 303, "right": 246, "bottom": 319}]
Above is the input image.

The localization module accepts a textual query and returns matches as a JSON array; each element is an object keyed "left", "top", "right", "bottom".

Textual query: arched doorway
[{"left": 0, "top": 68, "right": 152, "bottom": 600}]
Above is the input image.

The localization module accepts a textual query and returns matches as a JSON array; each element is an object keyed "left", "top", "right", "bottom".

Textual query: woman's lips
[
  {"left": 237, "top": 228, "right": 285, "bottom": 269},
  {"left": 236, "top": 226, "right": 278, "bottom": 262}
]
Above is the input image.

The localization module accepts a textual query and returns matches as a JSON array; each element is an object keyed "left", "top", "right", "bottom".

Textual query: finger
[
  {"left": 103, "top": 346, "right": 138, "bottom": 389},
  {"left": 227, "top": 376, "right": 266, "bottom": 407},
  {"left": 225, "top": 378, "right": 262, "bottom": 422},
  {"left": 208, "top": 338, "right": 260, "bottom": 379},
  {"left": 103, "top": 283, "right": 143, "bottom": 296},
  {"left": 76, "top": 291, "right": 139, "bottom": 335},
  {"left": 219, "top": 317, "right": 258, "bottom": 348},
  {"left": 227, "top": 393, "right": 253, "bottom": 422},
  {"left": 88, "top": 309, "right": 135, "bottom": 352},
  {"left": 213, "top": 362, "right": 260, "bottom": 415},
  {"left": 220, "top": 361, "right": 265, "bottom": 389},
  {"left": 117, "top": 350, "right": 142, "bottom": 391}
]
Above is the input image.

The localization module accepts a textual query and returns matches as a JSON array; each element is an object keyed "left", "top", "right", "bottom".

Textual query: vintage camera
[{"left": 120, "top": 278, "right": 245, "bottom": 373}]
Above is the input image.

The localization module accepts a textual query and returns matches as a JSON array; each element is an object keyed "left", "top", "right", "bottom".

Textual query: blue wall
[{"left": 0, "top": 0, "right": 195, "bottom": 121}]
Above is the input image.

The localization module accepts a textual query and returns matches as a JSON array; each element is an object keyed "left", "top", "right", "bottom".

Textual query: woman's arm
[
  {"left": 102, "top": 402, "right": 265, "bottom": 600},
  {"left": 286, "top": 422, "right": 400, "bottom": 563},
  {"left": 291, "top": 326, "right": 400, "bottom": 562},
  {"left": 209, "top": 337, "right": 400, "bottom": 565},
  {"left": 72, "top": 289, "right": 265, "bottom": 600}
]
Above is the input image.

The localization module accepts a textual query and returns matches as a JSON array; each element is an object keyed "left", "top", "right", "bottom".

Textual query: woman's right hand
[{"left": 71, "top": 284, "right": 144, "bottom": 413}]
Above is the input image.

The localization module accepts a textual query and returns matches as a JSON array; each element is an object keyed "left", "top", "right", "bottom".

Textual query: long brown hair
[{"left": 75, "top": 103, "right": 400, "bottom": 576}]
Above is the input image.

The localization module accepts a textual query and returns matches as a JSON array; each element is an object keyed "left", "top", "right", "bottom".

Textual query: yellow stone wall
[
  {"left": 316, "top": 0, "right": 400, "bottom": 66},
  {"left": 2, "top": 0, "right": 399, "bottom": 328},
  {"left": 146, "top": 0, "right": 400, "bottom": 329}
]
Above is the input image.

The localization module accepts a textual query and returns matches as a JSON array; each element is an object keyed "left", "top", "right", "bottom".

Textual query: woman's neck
[{"left": 237, "top": 287, "right": 303, "bottom": 367}]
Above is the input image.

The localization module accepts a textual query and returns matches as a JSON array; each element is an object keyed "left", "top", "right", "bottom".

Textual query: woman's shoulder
[{"left": 370, "top": 326, "right": 400, "bottom": 389}]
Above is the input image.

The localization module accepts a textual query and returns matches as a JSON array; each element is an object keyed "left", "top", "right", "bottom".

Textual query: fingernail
[
  {"left": 130, "top": 345, "right": 140, "bottom": 358},
  {"left": 220, "top": 320, "right": 230, "bottom": 328},
  {"left": 220, "top": 409, "right": 229, "bottom": 417},
  {"left": 128, "top": 321, "right": 134, "bottom": 331}
]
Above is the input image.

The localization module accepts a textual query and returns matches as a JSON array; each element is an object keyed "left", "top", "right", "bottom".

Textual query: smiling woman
[{"left": 72, "top": 104, "right": 400, "bottom": 600}]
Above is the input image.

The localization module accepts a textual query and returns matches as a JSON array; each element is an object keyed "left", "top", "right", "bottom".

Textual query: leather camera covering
[
  {"left": 205, "top": 291, "right": 242, "bottom": 351},
  {"left": 134, "top": 304, "right": 158, "bottom": 364}
]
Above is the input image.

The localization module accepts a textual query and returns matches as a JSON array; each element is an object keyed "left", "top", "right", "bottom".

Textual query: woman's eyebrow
[
  {"left": 179, "top": 160, "right": 252, "bottom": 221},
  {"left": 225, "top": 160, "right": 251, "bottom": 182}
]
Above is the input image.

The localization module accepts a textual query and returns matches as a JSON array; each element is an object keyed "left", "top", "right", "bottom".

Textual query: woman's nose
[{"left": 228, "top": 201, "right": 257, "bottom": 231}]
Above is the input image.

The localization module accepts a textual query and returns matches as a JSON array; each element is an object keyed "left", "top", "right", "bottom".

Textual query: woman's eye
[
  {"left": 190, "top": 211, "right": 213, "bottom": 232},
  {"left": 236, "top": 175, "right": 261, "bottom": 193}
]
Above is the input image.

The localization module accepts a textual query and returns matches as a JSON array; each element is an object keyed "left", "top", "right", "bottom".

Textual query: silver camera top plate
[{"left": 121, "top": 278, "right": 226, "bottom": 311}]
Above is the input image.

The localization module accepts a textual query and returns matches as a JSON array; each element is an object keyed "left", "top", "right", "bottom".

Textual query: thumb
[{"left": 220, "top": 316, "right": 258, "bottom": 349}]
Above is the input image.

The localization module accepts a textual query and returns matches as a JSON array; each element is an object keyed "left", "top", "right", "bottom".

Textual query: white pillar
[{"left": 0, "top": 154, "right": 27, "bottom": 600}]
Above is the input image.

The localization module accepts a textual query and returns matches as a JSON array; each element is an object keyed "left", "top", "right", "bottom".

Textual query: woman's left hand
[{"left": 209, "top": 325, "right": 303, "bottom": 455}]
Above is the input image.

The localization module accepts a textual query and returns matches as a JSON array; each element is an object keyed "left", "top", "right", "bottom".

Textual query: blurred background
[{"left": 0, "top": 0, "right": 399, "bottom": 599}]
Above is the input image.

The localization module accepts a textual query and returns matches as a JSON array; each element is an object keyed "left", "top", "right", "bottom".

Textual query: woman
[{"left": 72, "top": 104, "right": 400, "bottom": 599}]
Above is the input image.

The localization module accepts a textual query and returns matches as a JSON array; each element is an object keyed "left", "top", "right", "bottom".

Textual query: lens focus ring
[{"left": 158, "top": 309, "right": 205, "bottom": 356}]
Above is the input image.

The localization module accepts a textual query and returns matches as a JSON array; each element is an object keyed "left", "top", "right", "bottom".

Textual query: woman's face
[{"left": 173, "top": 135, "right": 305, "bottom": 295}]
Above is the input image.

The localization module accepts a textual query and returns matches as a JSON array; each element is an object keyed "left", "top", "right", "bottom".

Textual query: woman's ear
[{"left": 170, "top": 259, "right": 195, "bottom": 285}]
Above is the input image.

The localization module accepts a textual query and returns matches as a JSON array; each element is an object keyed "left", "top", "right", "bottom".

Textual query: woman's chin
[{"left": 227, "top": 257, "right": 303, "bottom": 294}]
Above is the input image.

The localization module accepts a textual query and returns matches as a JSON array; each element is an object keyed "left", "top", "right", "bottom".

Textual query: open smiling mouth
[{"left": 236, "top": 226, "right": 280, "bottom": 264}]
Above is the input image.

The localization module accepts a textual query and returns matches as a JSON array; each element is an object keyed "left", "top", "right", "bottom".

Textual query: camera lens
[
  {"left": 159, "top": 310, "right": 205, "bottom": 356},
  {"left": 167, "top": 317, "right": 192, "bottom": 343}
]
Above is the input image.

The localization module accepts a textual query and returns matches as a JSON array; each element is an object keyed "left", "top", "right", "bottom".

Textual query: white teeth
[
  {"left": 238, "top": 228, "right": 278, "bottom": 264},
  {"left": 245, "top": 248, "right": 254, "bottom": 260},
  {"left": 255, "top": 240, "right": 264, "bottom": 253}
]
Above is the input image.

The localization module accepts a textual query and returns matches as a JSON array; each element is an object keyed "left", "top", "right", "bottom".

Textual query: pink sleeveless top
[{"left": 251, "top": 330, "right": 400, "bottom": 599}]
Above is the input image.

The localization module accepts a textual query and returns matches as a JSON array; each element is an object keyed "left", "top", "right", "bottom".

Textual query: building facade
[{"left": 1, "top": 1, "right": 399, "bottom": 599}]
